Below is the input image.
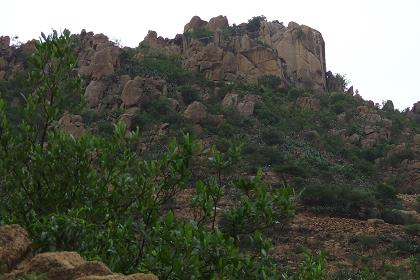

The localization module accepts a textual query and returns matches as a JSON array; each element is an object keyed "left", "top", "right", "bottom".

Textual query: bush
[
  {"left": 178, "top": 85, "right": 199, "bottom": 104},
  {"left": 262, "top": 128, "right": 285, "bottom": 146},
  {"left": 349, "top": 235, "right": 380, "bottom": 250},
  {"left": 131, "top": 98, "right": 182, "bottom": 130},
  {"left": 119, "top": 47, "right": 194, "bottom": 86},
  {"left": 301, "top": 185, "right": 377, "bottom": 218},
  {"left": 386, "top": 148, "right": 416, "bottom": 167},
  {"left": 374, "top": 183, "right": 397, "bottom": 202},
  {"left": 258, "top": 75, "right": 282, "bottom": 91},
  {"left": 185, "top": 27, "right": 213, "bottom": 40},
  {"left": 283, "top": 252, "right": 328, "bottom": 280},
  {"left": 417, "top": 196, "right": 420, "bottom": 212},
  {"left": 392, "top": 239, "right": 419, "bottom": 255},
  {"left": 246, "top": 15, "right": 267, "bottom": 33},
  {"left": 220, "top": 170, "right": 296, "bottom": 238},
  {"left": 405, "top": 224, "right": 420, "bottom": 236}
]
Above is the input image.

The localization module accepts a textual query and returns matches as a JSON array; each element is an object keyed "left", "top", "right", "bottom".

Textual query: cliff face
[
  {"left": 0, "top": 16, "right": 327, "bottom": 92},
  {"left": 142, "top": 15, "right": 327, "bottom": 92}
]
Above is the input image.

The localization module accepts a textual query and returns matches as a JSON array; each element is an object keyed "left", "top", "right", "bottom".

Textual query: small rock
[
  {"left": 221, "top": 93, "right": 239, "bottom": 109},
  {"left": 183, "top": 101, "right": 207, "bottom": 123},
  {"left": 367, "top": 219, "right": 385, "bottom": 225},
  {"left": 0, "top": 225, "right": 31, "bottom": 273},
  {"left": 58, "top": 112, "right": 86, "bottom": 138}
]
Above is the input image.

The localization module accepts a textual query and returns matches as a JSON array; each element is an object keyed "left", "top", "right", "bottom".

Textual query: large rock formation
[
  {"left": 0, "top": 36, "right": 33, "bottom": 81},
  {"left": 142, "top": 16, "right": 327, "bottom": 92},
  {"left": 77, "top": 31, "right": 120, "bottom": 80},
  {"left": 121, "top": 76, "right": 167, "bottom": 109},
  {"left": 183, "top": 101, "right": 207, "bottom": 123}
]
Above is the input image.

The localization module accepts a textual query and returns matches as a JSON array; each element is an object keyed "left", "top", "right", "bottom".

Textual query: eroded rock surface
[
  {"left": 141, "top": 15, "right": 327, "bottom": 92},
  {"left": 0, "top": 225, "right": 31, "bottom": 273},
  {"left": 183, "top": 101, "right": 207, "bottom": 123}
]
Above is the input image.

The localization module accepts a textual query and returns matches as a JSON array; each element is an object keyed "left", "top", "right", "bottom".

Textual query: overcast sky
[{"left": 1, "top": 0, "right": 419, "bottom": 109}]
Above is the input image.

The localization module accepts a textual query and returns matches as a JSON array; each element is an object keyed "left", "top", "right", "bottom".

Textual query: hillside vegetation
[{"left": 0, "top": 16, "right": 419, "bottom": 280}]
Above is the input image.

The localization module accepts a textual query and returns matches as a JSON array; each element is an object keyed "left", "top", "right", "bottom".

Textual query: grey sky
[{"left": 1, "top": 0, "right": 419, "bottom": 109}]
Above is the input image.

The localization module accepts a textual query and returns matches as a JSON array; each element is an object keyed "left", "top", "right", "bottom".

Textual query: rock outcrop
[
  {"left": 77, "top": 31, "right": 120, "bottom": 80},
  {"left": 0, "top": 225, "right": 158, "bottom": 280},
  {"left": 237, "top": 94, "right": 260, "bottom": 117},
  {"left": 0, "top": 36, "right": 30, "bottom": 81},
  {"left": 141, "top": 15, "right": 327, "bottom": 92},
  {"left": 295, "top": 96, "right": 321, "bottom": 111},
  {"left": 121, "top": 76, "right": 167, "bottom": 109},
  {"left": 183, "top": 101, "right": 207, "bottom": 123},
  {"left": 221, "top": 92, "right": 239, "bottom": 109},
  {"left": 408, "top": 100, "right": 420, "bottom": 122},
  {"left": 58, "top": 112, "right": 86, "bottom": 138},
  {"left": 0, "top": 224, "right": 31, "bottom": 273}
]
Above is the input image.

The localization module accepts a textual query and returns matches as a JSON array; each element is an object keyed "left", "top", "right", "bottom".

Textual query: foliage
[
  {"left": 258, "top": 75, "right": 283, "bottom": 91},
  {"left": 386, "top": 148, "right": 416, "bottom": 167},
  {"left": 246, "top": 15, "right": 267, "bottom": 33},
  {"left": 185, "top": 27, "right": 213, "bottom": 40},
  {"left": 410, "top": 256, "right": 420, "bottom": 280},
  {"left": 301, "top": 184, "right": 378, "bottom": 218},
  {"left": 349, "top": 235, "right": 380, "bottom": 251},
  {"left": 282, "top": 252, "right": 328, "bottom": 280},
  {"left": 417, "top": 196, "right": 420, "bottom": 212},
  {"left": 119, "top": 46, "right": 194, "bottom": 88},
  {"left": 220, "top": 170, "right": 296, "bottom": 239},
  {"left": 0, "top": 29, "right": 315, "bottom": 279},
  {"left": 178, "top": 85, "right": 199, "bottom": 104},
  {"left": 131, "top": 97, "right": 182, "bottom": 130},
  {"left": 326, "top": 72, "right": 349, "bottom": 92},
  {"left": 405, "top": 224, "right": 420, "bottom": 236}
]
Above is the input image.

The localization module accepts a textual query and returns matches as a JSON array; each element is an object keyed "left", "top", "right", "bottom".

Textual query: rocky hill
[{"left": 0, "top": 15, "right": 419, "bottom": 279}]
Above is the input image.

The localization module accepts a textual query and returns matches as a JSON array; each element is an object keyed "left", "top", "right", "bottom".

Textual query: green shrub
[
  {"left": 417, "top": 196, "right": 420, "bottom": 212},
  {"left": 386, "top": 148, "right": 416, "bottom": 167},
  {"left": 119, "top": 47, "right": 194, "bottom": 86},
  {"left": 274, "top": 159, "right": 310, "bottom": 178},
  {"left": 96, "top": 119, "right": 115, "bottom": 136},
  {"left": 352, "top": 158, "right": 375, "bottom": 176},
  {"left": 374, "top": 183, "right": 397, "bottom": 203},
  {"left": 131, "top": 98, "right": 182, "bottom": 130},
  {"left": 392, "top": 239, "right": 419, "bottom": 255},
  {"left": 262, "top": 128, "right": 285, "bottom": 146},
  {"left": 246, "top": 15, "right": 267, "bottom": 33},
  {"left": 220, "top": 170, "right": 296, "bottom": 239},
  {"left": 185, "top": 27, "right": 213, "bottom": 40},
  {"left": 178, "top": 85, "right": 199, "bottom": 104},
  {"left": 410, "top": 256, "right": 420, "bottom": 280},
  {"left": 301, "top": 184, "right": 377, "bottom": 218},
  {"left": 405, "top": 224, "right": 420, "bottom": 236},
  {"left": 349, "top": 235, "right": 380, "bottom": 250},
  {"left": 284, "top": 252, "right": 327, "bottom": 280},
  {"left": 258, "top": 75, "right": 282, "bottom": 91}
]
